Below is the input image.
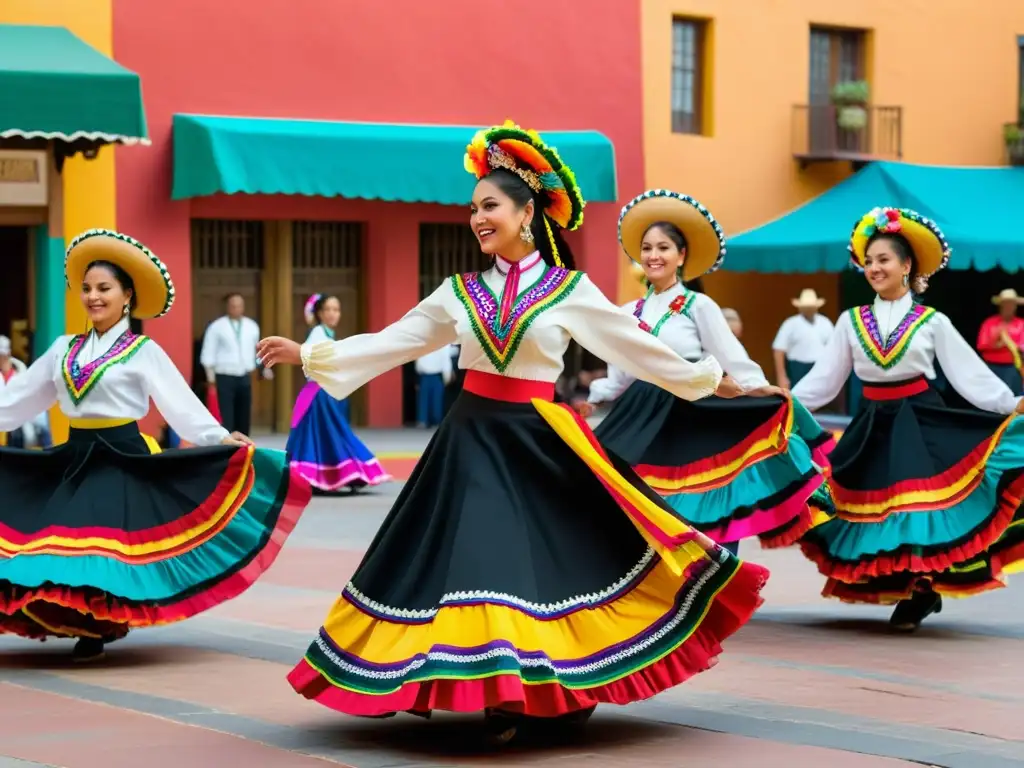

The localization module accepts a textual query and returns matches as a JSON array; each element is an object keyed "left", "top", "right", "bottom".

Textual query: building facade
[
  {"left": 0, "top": 0, "right": 644, "bottom": 434},
  {"left": 638, "top": 0, "right": 1024, "bottom": 374}
]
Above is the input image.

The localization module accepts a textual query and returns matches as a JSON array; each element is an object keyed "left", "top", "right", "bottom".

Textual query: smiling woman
[
  {"left": 257, "top": 121, "right": 766, "bottom": 746},
  {"left": 0, "top": 229, "right": 312, "bottom": 663},
  {"left": 791, "top": 207, "right": 1024, "bottom": 632},
  {"left": 588, "top": 189, "right": 834, "bottom": 560}
]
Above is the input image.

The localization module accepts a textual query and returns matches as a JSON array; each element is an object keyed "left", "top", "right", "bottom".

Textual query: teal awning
[
  {"left": 171, "top": 114, "right": 618, "bottom": 204},
  {"left": 0, "top": 25, "right": 148, "bottom": 144},
  {"left": 727, "top": 162, "right": 1024, "bottom": 273}
]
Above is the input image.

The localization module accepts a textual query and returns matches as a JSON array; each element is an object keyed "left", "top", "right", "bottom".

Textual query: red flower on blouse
[
  {"left": 669, "top": 295, "right": 686, "bottom": 313},
  {"left": 638, "top": 320, "right": 652, "bottom": 333}
]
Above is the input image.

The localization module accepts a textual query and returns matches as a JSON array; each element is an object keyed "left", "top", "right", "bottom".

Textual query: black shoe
[
  {"left": 890, "top": 591, "right": 942, "bottom": 633},
  {"left": 483, "top": 709, "right": 519, "bottom": 746},
  {"left": 71, "top": 638, "right": 106, "bottom": 663}
]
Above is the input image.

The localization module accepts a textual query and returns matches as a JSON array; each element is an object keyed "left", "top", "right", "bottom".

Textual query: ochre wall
[
  {"left": 112, "top": 0, "right": 645, "bottom": 426},
  {"left": 639, "top": 0, "right": 1024, "bottom": 375},
  {"left": 0, "top": 0, "right": 119, "bottom": 442}
]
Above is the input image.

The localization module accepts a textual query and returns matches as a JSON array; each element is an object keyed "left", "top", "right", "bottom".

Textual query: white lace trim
[
  {"left": 315, "top": 550, "right": 727, "bottom": 681},
  {"left": 344, "top": 546, "right": 658, "bottom": 621}
]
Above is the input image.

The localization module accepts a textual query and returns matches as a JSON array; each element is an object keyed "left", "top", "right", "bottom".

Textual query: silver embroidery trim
[
  {"left": 315, "top": 550, "right": 727, "bottom": 680},
  {"left": 344, "top": 547, "right": 658, "bottom": 620}
]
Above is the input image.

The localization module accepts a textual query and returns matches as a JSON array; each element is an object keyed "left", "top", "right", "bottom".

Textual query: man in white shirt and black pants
[
  {"left": 200, "top": 293, "right": 271, "bottom": 435},
  {"left": 772, "top": 289, "right": 834, "bottom": 390}
]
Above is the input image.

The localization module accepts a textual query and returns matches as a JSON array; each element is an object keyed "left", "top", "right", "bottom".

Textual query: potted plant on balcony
[
  {"left": 1004, "top": 123, "right": 1024, "bottom": 166},
  {"left": 831, "top": 80, "right": 870, "bottom": 132}
]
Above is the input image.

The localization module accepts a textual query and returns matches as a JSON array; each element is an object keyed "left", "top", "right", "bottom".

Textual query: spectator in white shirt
[
  {"left": 772, "top": 289, "right": 834, "bottom": 390},
  {"left": 414, "top": 344, "right": 454, "bottom": 428},
  {"left": 721, "top": 307, "right": 743, "bottom": 340},
  {"left": 199, "top": 293, "right": 271, "bottom": 435}
]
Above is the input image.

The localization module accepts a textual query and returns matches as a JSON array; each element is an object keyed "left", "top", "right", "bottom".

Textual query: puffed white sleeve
[
  {"left": 691, "top": 294, "right": 769, "bottom": 389},
  {"left": 587, "top": 365, "right": 637, "bottom": 404},
  {"left": 792, "top": 313, "right": 854, "bottom": 411},
  {"left": 0, "top": 340, "right": 61, "bottom": 431},
  {"left": 560, "top": 275, "right": 722, "bottom": 402},
  {"left": 302, "top": 281, "right": 459, "bottom": 401},
  {"left": 932, "top": 313, "right": 1022, "bottom": 415},
  {"left": 142, "top": 342, "right": 230, "bottom": 446}
]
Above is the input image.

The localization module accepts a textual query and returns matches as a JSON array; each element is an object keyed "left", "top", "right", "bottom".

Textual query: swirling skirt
[
  {"left": 594, "top": 381, "right": 834, "bottom": 548},
  {"left": 798, "top": 377, "right": 1024, "bottom": 603},
  {"left": 287, "top": 382, "right": 390, "bottom": 491},
  {"left": 287, "top": 374, "right": 768, "bottom": 718},
  {"left": 0, "top": 422, "right": 311, "bottom": 640}
]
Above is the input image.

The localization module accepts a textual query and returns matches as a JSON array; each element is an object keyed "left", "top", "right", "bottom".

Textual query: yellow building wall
[
  {"left": 638, "top": 0, "right": 1024, "bottom": 376},
  {"left": 0, "top": 0, "right": 117, "bottom": 441}
]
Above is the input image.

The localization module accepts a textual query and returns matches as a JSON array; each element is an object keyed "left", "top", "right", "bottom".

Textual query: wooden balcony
[
  {"left": 1004, "top": 123, "right": 1024, "bottom": 166},
  {"left": 792, "top": 105, "right": 903, "bottom": 169}
]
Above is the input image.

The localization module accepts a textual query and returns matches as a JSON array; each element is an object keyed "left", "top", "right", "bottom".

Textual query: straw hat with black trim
[
  {"left": 618, "top": 189, "right": 726, "bottom": 282},
  {"left": 65, "top": 229, "right": 175, "bottom": 319},
  {"left": 849, "top": 207, "right": 950, "bottom": 281},
  {"left": 792, "top": 288, "right": 826, "bottom": 309},
  {"left": 992, "top": 288, "right": 1024, "bottom": 306}
]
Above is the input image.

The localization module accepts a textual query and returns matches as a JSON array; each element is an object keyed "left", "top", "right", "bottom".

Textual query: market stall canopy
[
  {"left": 727, "top": 162, "right": 1024, "bottom": 273},
  {"left": 171, "top": 114, "right": 618, "bottom": 204},
  {"left": 0, "top": 25, "right": 148, "bottom": 145}
]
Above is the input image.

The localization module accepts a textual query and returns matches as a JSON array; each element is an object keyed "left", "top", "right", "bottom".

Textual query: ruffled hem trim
[
  {"left": 0, "top": 465, "right": 310, "bottom": 637},
  {"left": 290, "top": 458, "right": 391, "bottom": 490},
  {"left": 286, "top": 561, "right": 767, "bottom": 717},
  {"left": 798, "top": 472, "right": 1024, "bottom": 583},
  {"left": 700, "top": 471, "right": 825, "bottom": 544}
]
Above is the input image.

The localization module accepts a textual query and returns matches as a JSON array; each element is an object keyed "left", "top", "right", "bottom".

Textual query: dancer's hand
[
  {"left": 1015, "top": 397, "right": 1024, "bottom": 414},
  {"left": 746, "top": 385, "right": 788, "bottom": 398},
  {"left": 221, "top": 431, "right": 253, "bottom": 447},
  {"left": 257, "top": 337, "right": 301, "bottom": 368},
  {"left": 576, "top": 401, "right": 595, "bottom": 419},
  {"left": 714, "top": 375, "right": 744, "bottom": 399}
]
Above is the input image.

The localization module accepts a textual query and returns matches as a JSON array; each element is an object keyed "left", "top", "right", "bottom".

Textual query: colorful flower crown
[
  {"left": 464, "top": 119, "right": 586, "bottom": 232},
  {"left": 849, "top": 206, "right": 951, "bottom": 280},
  {"left": 303, "top": 293, "right": 323, "bottom": 325}
]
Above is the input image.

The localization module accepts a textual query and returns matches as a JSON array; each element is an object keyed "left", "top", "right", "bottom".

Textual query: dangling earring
[
  {"left": 901, "top": 274, "right": 909, "bottom": 287},
  {"left": 122, "top": 303, "right": 130, "bottom": 317},
  {"left": 520, "top": 221, "right": 535, "bottom": 244}
]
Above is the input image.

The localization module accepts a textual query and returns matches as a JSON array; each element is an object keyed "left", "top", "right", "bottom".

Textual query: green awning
[
  {"left": 171, "top": 114, "right": 618, "bottom": 204},
  {"left": 0, "top": 25, "right": 148, "bottom": 144},
  {"left": 727, "top": 162, "right": 1024, "bottom": 273}
]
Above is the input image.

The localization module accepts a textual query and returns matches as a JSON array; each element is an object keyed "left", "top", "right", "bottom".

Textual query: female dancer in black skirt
[
  {"left": 258, "top": 121, "right": 769, "bottom": 743},
  {"left": 584, "top": 190, "right": 834, "bottom": 555},
  {"left": 0, "top": 229, "right": 311, "bottom": 661},
  {"left": 792, "top": 207, "right": 1024, "bottom": 631}
]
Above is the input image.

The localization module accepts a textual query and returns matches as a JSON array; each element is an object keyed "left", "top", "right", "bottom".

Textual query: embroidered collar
[
  {"left": 320, "top": 325, "right": 336, "bottom": 340},
  {"left": 494, "top": 251, "right": 542, "bottom": 277},
  {"left": 452, "top": 267, "right": 581, "bottom": 372},
  {"left": 62, "top": 330, "right": 150, "bottom": 405},
  {"left": 849, "top": 303, "right": 936, "bottom": 369},
  {"left": 633, "top": 283, "right": 696, "bottom": 336}
]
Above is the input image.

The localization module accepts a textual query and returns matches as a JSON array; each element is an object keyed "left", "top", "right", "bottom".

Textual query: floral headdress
[
  {"left": 849, "top": 207, "right": 950, "bottom": 292},
  {"left": 464, "top": 119, "right": 586, "bottom": 267},
  {"left": 303, "top": 293, "right": 323, "bottom": 326}
]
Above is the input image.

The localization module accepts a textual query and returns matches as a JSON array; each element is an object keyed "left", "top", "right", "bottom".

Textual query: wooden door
[
  {"left": 290, "top": 221, "right": 364, "bottom": 423},
  {"left": 190, "top": 219, "right": 273, "bottom": 430}
]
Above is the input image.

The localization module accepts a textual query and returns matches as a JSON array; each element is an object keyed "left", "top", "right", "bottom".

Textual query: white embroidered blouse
[
  {"left": 300, "top": 255, "right": 724, "bottom": 402},
  {"left": 0, "top": 317, "right": 229, "bottom": 446},
  {"left": 793, "top": 292, "right": 1023, "bottom": 415},
  {"left": 587, "top": 281, "right": 768, "bottom": 404}
]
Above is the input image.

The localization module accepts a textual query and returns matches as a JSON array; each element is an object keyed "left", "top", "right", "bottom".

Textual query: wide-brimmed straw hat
[
  {"left": 792, "top": 288, "right": 826, "bottom": 309},
  {"left": 64, "top": 229, "right": 175, "bottom": 319},
  {"left": 849, "top": 207, "right": 950, "bottom": 279},
  {"left": 992, "top": 288, "right": 1024, "bottom": 305},
  {"left": 618, "top": 189, "right": 726, "bottom": 282}
]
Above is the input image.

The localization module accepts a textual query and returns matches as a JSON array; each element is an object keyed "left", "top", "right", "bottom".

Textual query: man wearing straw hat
[
  {"left": 771, "top": 288, "right": 834, "bottom": 389},
  {"left": 976, "top": 288, "right": 1024, "bottom": 395}
]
